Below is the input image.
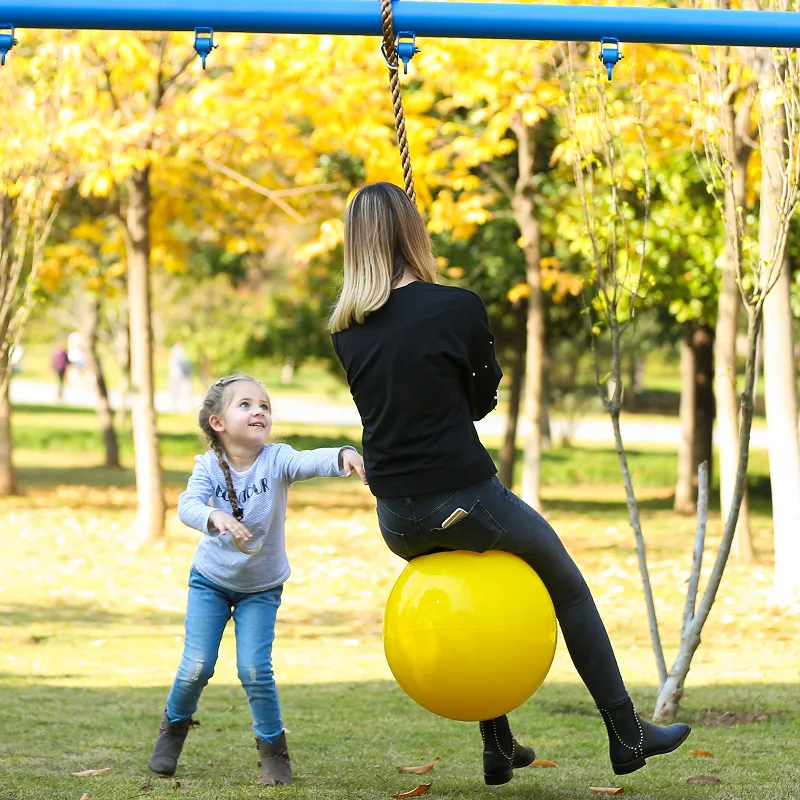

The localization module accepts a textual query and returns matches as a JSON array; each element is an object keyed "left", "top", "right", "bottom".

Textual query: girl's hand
[
  {"left": 340, "top": 449, "right": 368, "bottom": 484},
  {"left": 209, "top": 510, "right": 253, "bottom": 544}
]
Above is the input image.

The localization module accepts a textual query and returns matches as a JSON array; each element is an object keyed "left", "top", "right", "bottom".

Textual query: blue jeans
[
  {"left": 165, "top": 567, "right": 284, "bottom": 742},
  {"left": 376, "top": 476, "right": 628, "bottom": 708}
]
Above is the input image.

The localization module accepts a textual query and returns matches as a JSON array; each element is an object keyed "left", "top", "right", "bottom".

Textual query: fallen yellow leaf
[
  {"left": 396, "top": 761, "right": 435, "bottom": 774},
  {"left": 391, "top": 784, "right": 432, "bottom": 799},
  {"left": 71, "top": 768, "right": 112, "bottom": 777},
  {"left": 587, "top": 788, "right": 624, "bottom": 795},
  {"left": 689, "top": 749, "right": 715, "bottom": 758},
  {"left": 532, "top": 759, "right": 558, "bottom": 767}
]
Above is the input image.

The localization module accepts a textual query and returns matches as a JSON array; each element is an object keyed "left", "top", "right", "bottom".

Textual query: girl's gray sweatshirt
[{"left": 178, "top": 443, "right": 353, "bottom": 593}]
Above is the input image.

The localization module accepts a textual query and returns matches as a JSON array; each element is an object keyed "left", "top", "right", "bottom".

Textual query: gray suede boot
[
  {"left": 148, "top": 712, "right": 193, "bottom": 775},
  {"left": 256, "top": 731, "right": 293, "bottom": 786}
]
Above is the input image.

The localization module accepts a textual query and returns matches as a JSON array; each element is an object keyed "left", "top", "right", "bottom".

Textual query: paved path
[{"left": 9, "top": 377, "right": 768, "bottom": 449}]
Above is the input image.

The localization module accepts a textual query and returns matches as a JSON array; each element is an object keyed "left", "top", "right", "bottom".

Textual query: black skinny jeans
[{"left": 376, "top": 476, "right": 629, "bottom": 708}]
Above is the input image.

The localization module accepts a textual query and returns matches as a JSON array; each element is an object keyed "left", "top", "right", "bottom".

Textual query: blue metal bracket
[
  {"left": 598, "top": 37, "right": 623, "bottom": 81},
  {"left": 0, "top": 24, "right": 18, "bottom": 66},
  {"left": 382, "top": 31, "right": 420, "bottom": 74},
  {"left": 396, "top": 31, "right": 420, "bottom": 74},
  {"left": 193, "top": 26, "right": 217, "bottom": 69}
]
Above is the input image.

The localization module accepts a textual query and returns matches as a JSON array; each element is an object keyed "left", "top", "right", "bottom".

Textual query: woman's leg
[
  {"left": 477, "top": 478, "right": 628, "bottom": 707},
  {"left": 165, "top": 569, "right": 231, "bottom": 722}
]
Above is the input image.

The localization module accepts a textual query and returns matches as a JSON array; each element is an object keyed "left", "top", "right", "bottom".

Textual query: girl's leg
[
  {"left": 165, "top": 568, "right": 232, "bottom": 722},
  {"left": 232, "top": 585, "right": 284, "bottom": 742},
  {"left": 233, "top": 585, "right": 291, "bottom": 785}
]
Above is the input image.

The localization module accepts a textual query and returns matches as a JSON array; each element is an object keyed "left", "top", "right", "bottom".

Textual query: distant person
[
  {"left": 51, "top": 341, "right": 69, "bottom": 401},
  {"left": 9, "top": 344, "right": 23, "bottom": 376},
  {"left": 330, "top": 182, "right": 690, "bottom": 783},
  {"left": 66, "top": 330, "right": 86, "bottom": 386},
  {"left": 168, "top": 342, "right": 193, "bottom": 411},
  {"left": 147, "top": 374, "right": 367, "bottom": 785}
]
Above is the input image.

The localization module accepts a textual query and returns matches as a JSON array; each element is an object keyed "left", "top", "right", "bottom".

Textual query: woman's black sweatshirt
[{"left": 332, "top": 281, "right": 503, "bottom": 498}]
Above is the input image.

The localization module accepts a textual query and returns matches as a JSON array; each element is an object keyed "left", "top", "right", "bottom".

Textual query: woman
[{"left": 330, "top": 182, "right": 690, "bottom": 785}]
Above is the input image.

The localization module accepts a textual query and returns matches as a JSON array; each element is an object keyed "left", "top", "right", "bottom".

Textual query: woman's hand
[
  {"left": 340, "top": 449, "right": 368, "bottom": 484},
  {"left": 209, "top": 510, "right": 253, "bottom": 544}
]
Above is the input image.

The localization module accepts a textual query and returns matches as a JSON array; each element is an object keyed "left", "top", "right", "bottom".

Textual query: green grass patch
[{"left": 2, "top": 407, "right": 798, "bottom": 799}]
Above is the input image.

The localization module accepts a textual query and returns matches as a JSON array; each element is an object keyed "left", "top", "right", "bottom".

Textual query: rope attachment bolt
[
  {"left": 599, "top": 37, "right": 623, "bottom": 81},
  {"left": 0, "top": 24, "right": 18, "bottom": 67},
  {"left": 382, "top": 31, "right": 420, "bottom": 74},
  {"left": 194, "top": 27, "right": 218, "bottom": 70}
]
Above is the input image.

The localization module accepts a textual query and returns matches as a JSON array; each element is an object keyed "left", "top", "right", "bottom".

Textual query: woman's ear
[{"left": 209, "top": 414, "right": 225, "bottom": 433}]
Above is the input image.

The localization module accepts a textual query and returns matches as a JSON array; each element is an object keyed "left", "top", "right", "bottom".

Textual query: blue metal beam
[{"left": 3, "top": 0, "right": 800, "bottom": 48}]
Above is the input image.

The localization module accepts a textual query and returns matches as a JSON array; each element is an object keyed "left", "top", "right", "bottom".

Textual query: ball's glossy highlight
[{"left": 383, "top": 550, "right": 557, "bottom": 721}]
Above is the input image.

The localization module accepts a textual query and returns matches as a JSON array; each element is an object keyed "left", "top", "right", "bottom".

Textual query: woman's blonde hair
[{"left": 328, "top": 182, "right": 437, "bottom": 332}]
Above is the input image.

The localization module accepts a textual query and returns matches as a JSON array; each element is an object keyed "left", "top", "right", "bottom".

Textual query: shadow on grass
[
  {"left": 14, "top": 465, "right": 192, "bottom": 489},
  {"left": 1, "top": 681, "right": 798, "bottom": 800},
  {"left": 2, "top": 601, "right": 186, "bottom": 628},
  {"left": 4, "top": 600, "right": 380, "bottom": 639}
]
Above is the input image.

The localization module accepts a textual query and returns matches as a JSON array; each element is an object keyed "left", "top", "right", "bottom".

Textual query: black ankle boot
[
  {"left": 148, "top": 712, "right": 193, "bottom": 775},
  {"left": 599, "top": 699, "right": 691, "bottom": 775},
  {"left": 479, "top": 716, "right": 536, "bottom": 786}
]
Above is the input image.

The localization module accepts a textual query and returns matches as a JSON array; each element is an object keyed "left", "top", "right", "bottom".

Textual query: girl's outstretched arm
[
  {"left": 177, "top": 456, "right": 219, "bottom": 534},
  {"left": 276, "top": 443, "right": 362, "bottom": 484}
]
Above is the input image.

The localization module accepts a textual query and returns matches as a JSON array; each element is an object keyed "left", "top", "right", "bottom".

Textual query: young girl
[
  {"left": 330, "top": 182, "right": 690, "bottom": 784},
  {"left": 148, "top": 374, "right": 366, "bottom": 786}
]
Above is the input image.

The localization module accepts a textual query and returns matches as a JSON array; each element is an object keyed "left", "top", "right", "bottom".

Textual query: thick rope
[{"left": 380, "top": 0, "right": 417, "bottom": 205}]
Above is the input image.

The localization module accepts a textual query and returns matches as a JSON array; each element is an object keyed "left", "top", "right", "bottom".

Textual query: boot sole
[
  {"left": 612, "top": 727, "right": 692, "bottom": 775},
  {"left": 484, "top": 750, "right": 537, "bottom": 785},
  {"left": 148, "top": 764, "right": 177, "bottom": 776},
  {"left": 484, "top": 769, "right": 513, "bottom": 785}
]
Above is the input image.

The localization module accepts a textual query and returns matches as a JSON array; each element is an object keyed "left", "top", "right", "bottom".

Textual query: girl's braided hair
[{"left": 199, "top": 374, "right": 270, "bottom": 555}]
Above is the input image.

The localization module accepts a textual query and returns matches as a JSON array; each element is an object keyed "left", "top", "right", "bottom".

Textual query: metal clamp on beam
[
  {"left": 599, "top": 37, "right": 623, "bottom": 81},
  {"left": 0, "top": 24, "right": 18, "bottom": 66},
  {"left": 194, "top": 26, "right": 217, "bottom": 70},
  {"left": 396, "top": 31, "right": 420, "bottom": 74},
  {"left": 382, "top": 31, "right": 420, "bottom": 74}
]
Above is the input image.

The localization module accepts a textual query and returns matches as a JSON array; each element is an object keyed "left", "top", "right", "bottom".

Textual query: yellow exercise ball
[{"left": 383, "top": 550, "right": 557, "bottom": 722}]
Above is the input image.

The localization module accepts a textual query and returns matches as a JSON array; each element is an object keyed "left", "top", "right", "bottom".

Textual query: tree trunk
[
  {"left": 717, "top": 93, "right": 754, "bottom": 564},
  {"left": 692, "top": 323, "right": 715, "bottom": 493},
  {"left": 499, "top": 301, "right": 527, "bottom": 488},
  {"left": 114, "top": 308, "right": 131, "bottom": 431},
  {"left": 540, "top": 352, "right": 551, "bottom": 450},
  {"left": 512, "top": 121, "right": 544, "bottom": 510},
  {"left": 759, "top": 75, "right": 800, "bottom": 607},
  {"left": 0, "top": 347, "right": 15, "bottom": 496},
  {"left": 126, "top": 168, "right": 165, "bottom": 542},
  {"left": 675, "top": 323, "right": 714, "bottom": 513},
  {"left": 82, "top": 296, "right": 121, "bottom": 469},
  {"left": 674, "top": 325, "right": 696, "bottom": 513}
]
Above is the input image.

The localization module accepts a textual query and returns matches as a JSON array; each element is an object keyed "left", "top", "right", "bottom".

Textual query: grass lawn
[{"left": 1, "top": 407, "right": 798, "bottom": 799}]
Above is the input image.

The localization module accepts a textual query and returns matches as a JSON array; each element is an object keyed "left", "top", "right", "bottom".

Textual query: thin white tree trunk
[
  {"left": 717, "top": 134, "right": 753, "bottom": 563},
  {"left": 763, "top": 266, "right": 800, "bottom": 605},
  {"left": 126, "top": 167, "right": 166, "bottom": 542},
  {"left": 759, "top": 76, "right": 800, "bottom": 607},
  {"left": 654, "top": 307, "right": 761, "bottom": 722},
  {"left": 512, "top": 121, "right": 544, "bottom": 510}
]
